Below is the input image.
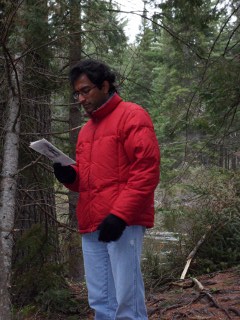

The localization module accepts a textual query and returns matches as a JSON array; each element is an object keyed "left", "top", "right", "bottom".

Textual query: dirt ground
[{"left": 146, "top": 268, "right": 240, "bottom": 320}]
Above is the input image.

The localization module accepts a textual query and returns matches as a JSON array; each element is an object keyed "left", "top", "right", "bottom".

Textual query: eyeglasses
[{"left": 72, "top": 85, "right": 97, "bottom": 100}]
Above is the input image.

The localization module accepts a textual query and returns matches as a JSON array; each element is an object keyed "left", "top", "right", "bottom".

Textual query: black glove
[
  {"left": 98, "top": 214, "right": 127, "bottom": 242},
  {"left": 53, "top": 163, "right": 76, "bottom": 184}
]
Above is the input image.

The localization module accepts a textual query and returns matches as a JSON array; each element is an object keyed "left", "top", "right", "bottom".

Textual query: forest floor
[
  {"left": 146, "top": 267, "right": 240, "bottom": 320},
  {"left": 22, "top": 267, "right": 240, "bottom": 320}
]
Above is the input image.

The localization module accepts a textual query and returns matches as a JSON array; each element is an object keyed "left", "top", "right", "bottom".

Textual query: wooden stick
[
  {"left": 192, "top": 277, "right": 204, "bottom": 290},
  {"left": 180, "top": 226, "right": 211, "bottom": 280},
  {"left": 191, "top": 277, "right": 233, "bottom": 320}
]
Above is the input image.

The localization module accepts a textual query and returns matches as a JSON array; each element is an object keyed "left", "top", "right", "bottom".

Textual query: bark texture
[
  {"left": 0, "top": 55, "right": 24, "bottom": 320},
  {"left": 68, "top": 0, "right": 84, "bottom": 281}
]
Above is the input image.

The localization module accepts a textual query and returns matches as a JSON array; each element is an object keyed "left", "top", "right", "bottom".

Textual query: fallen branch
[
  {"left": 180, "top": 226, "right": 212, "bottom": 280},
  {"left": 192, "top": 277, "right": 204, "bottom": 290},
  {"left": 191, "top": 277, "right": 233, "bottom": 320},
  {"left": 161, "top": 302, "right": 188, "bottom": 314},
  {"left": 170, "top": 280, "right": 194, "bottom": 289},
  {"left": 228, "top": 307, "right": 240, "bottom": 317}
]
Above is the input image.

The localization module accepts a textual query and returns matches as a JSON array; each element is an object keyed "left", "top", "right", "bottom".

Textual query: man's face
[{"left": 73, "top": 74, "right": 110, "bottom": 116}]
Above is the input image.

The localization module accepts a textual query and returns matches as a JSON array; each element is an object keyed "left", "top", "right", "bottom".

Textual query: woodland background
[{"left": 0, "top": 0, "right": 240, "bottom": 319}]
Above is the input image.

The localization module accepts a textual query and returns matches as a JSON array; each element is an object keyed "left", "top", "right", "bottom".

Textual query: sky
[{"left": 114, "top": 0, "right": 145, "bottom": 43}]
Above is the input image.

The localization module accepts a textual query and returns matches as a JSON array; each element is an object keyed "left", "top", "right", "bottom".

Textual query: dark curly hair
[{"left": 69, "top": 59, "right": 117, "bottom": 93}]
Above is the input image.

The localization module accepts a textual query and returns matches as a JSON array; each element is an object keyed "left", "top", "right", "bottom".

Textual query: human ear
[{"left": 102, "top": 80, "right": 110, "bottom": 94}]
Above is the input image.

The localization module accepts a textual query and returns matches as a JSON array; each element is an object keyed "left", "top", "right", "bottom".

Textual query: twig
[
  {"left": 17, "top": 155, "right": 43, "bottom": 175},
  {"left": 161, "top": 302, "right": 188, "bottom": 314},
  {"left": 223, "top": 21, "right": 240, "bottom": 56},
  {"left": 107, "top": 9, "right": 206, "bottom": 60},
  {"left": 1, "top": 0, "right": 25, "bottom": 44},
  {"left": 19, "top": 124, "right": 82, "bottom": 136},
  {"left": 228, "top": 307, "right": 240, "bottom": 317},
  {"left": 20, "top": 189, "right": 78, "bottom": 233}
]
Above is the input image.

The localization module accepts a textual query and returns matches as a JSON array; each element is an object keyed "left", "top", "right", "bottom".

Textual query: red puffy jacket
[{"left": 65, "top": 93, "right": 160, "bottom": 233}]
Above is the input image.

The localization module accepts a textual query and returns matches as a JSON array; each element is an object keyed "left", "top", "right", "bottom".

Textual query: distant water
[
  {"left": 145, "top": 231, "right": 179, "bottom": 242},
  {"left": 143, "top": 231, "right": 181, "bottom": 264}
]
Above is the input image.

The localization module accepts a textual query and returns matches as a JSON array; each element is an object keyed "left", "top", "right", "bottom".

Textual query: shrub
[{"left": 162, "top": 167, "right": 240, "bottom": 275}]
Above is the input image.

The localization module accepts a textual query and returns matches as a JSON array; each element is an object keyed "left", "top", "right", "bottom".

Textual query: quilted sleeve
[{"left": 111, "top": 108, "right": 160, "bottom": 224}]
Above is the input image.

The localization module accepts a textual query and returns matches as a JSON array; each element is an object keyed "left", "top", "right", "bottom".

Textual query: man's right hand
[{"left": 53, "top": 163, "right": 76, "bottom": 184}]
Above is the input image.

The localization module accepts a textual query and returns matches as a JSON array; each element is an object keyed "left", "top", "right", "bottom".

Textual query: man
[{"left": 53, "top": 59, "right": 160, "bottom": 320}]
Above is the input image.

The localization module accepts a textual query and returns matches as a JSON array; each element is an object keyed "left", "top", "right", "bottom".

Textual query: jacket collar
[{"left": 91, "top": 93, "right": 122, "bottom": 121}]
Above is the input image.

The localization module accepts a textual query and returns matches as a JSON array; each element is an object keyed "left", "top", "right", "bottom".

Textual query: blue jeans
[{"left": 82, "top": 226, "right": 148, "bottom": 320}]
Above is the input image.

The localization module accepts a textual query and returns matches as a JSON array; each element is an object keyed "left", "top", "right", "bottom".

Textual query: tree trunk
[
  {"left": 0, "top": 55, "right": 24, "bottom": 320},
  {"left": 12, "top": 0, "right": 59, "bottom": 268},
  {"left": 6, "top": 2, "right": 61, "bottom": 307},
  {"left": 68, "top": 0, "right": 84, "bottom": 281}
]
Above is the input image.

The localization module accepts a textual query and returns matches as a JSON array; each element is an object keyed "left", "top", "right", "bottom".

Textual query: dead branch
[
  {"left": 20, "top": 189, "right": 78, "bottom": 233},
  {"left": 1, "top": 0, "right": 25, "bottom": 44},
  {"left": 228, "top": 307, "right": 240, "bottom": 317},
  {"left": 51, "top": 118, "right": 69, "bottom": 123},
  {"left": 180, "top": 226, "right": 212, "bottom": 280},
  {"left": 223, "top": 21, "right": 240, "bottom": 56},
  {"left": 107, "top": 9, "right": 206, "bottom": 60},
  {"left": 55, "top": 191, "right": 69, "bottom": 196},
  {"left": 15, "top": 29, "right": 114, "bottom": 63},
  {"left": 170, "top": 280, "right": 194, "bottom": 289},
  {"left": 192, "top": 277, "right": 205, "bottom": 291},
  {"left": 161, "top": 302, "right": 189, "bottom": 315},
  {"left": 17, "top": 155, "right": 43, "bottom": 175},
  {"left": 191, "top": 277, "right": 233, "bottom": 320},
  {"left": 23, "top": 97, "right": 76, "bottom": 106},
  {"left": 19, "top": 124, "right": 82, "bottom": 136},
  {"left": 207, "top": 4, "right": 240, "bottom": 61}
]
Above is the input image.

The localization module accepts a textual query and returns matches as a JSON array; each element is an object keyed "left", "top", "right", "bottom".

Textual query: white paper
[{"left": 29, "top": 138, "right": 76, "bottom": 166}]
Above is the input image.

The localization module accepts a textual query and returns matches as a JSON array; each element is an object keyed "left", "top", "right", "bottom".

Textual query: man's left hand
[{"left": 98, "top": 214, "right": 126, "bottom": 242}]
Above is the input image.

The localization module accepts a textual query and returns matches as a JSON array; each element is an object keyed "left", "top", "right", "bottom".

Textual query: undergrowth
[{"left": 11, "top": 224, "right": 89, "bottom": 319}]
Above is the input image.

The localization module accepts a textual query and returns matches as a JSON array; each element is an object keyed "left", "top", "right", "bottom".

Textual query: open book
[{"left": 29, "top": 138, "right": 76, "bottom": 166}]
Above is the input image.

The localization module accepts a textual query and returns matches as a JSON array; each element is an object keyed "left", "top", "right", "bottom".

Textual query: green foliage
[
  {"left": 199, "top": 57, "right": 240, "bottom": 134},
  {"left": 35, "top": 288, "right": 81, "bottom": 314},
  {"left": 142, "top": 247, "right": 164, "bottom": 289},
  {"left": 121, "top": 1, "right": 240, "bottom": 282},
  {"left": 12, "top": 224, "right": 64, "bottom": 302},
  {"left": 124, "top": 27, "right": 157, "bottom": 109},
  {"left": 162, "top": 167, "right": 240, "bottom": 275},
  {"left": 13, "top": 304, "right": 37, "bottom": 319},
  {"left": 12, "top": 224, "right": 83, "bottom": 315},
  {"left": 124, "top": 0, "right": 240, "bottom": 187}
]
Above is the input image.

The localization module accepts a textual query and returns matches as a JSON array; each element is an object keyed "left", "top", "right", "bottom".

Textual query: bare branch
[
  {"left": 223, "top": 21, "right": 240, "bottom": 56},
  {"left": 17, "top": 155, "right": 43, "bottom": 175},
  {"left": 0, "top": 0, "right": 24, "bottom": 45},
  {"left": 19, "top": 124, "right": 82, "bottom": 136},
  {"left": 208, "top": 4, "right": 240, "bottom": 60}
]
